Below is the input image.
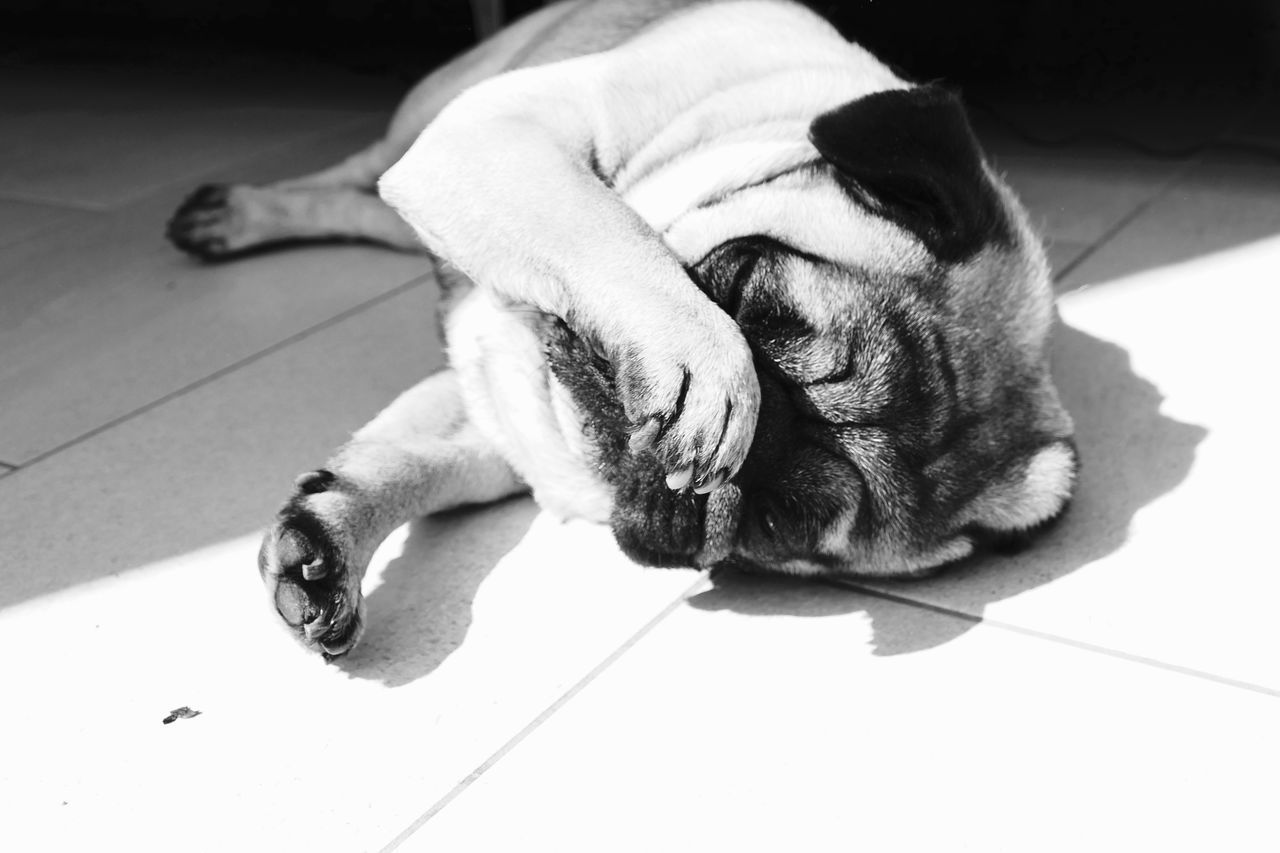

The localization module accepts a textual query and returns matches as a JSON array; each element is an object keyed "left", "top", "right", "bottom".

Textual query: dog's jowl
[{"left": 171, "top": 0, "right": 1076, "bottom": 656}]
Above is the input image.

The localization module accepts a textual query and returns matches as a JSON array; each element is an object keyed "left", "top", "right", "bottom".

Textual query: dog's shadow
[
  {"left": 335, "top": 496, "right": 540, "bottom": 687},
  {"left": 338, "top": 322, "right": 1206, "bottom": 680},
  {"left": 687, "top": 322, "right": 1208, "bottom": 654}
]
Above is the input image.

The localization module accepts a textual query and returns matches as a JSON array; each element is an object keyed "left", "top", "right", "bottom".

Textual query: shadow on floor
[
  {"left": 335, "top": 495, "right": 539, "bottom": 687},
  {"left": 687, "top": 321, "right": 1208, "bottom": 655}
]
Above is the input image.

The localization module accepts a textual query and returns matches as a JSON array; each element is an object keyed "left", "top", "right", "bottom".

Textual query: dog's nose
[
  {"left": 610, "top": 455, "right": 751, "bottom": 565},
  {"left": 609, "top": 469, "right": 705, "bottom": 567},
  {"left": 610, "top": 469, "right": 745, "bottom": 569},
  {"left": 612, "top": 519, "right": 699, "bottom": 567}
]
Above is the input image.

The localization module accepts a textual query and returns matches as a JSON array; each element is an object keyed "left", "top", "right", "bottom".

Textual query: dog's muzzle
[{"left": 610, "top": 473, "right": 744, "bottom": 569}]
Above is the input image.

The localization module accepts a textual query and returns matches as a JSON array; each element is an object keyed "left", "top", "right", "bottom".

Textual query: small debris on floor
[{"left": 162, "top": 706, "right": 202, "bottom": 725}]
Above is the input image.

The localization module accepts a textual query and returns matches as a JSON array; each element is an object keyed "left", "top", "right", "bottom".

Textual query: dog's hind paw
[
  {"left": 618, "top": 313, "right": 760, "bottom": 495},
  {"left": 257, "top": 470, "right": 367, "bottom": 658},
  {"left": 166, "top": 183, "right": 261, "bottom": 260}
]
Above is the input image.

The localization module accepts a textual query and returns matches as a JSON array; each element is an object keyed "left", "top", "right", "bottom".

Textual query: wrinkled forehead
[
  {"left": 669, "top": 168, "right": 1054, "bottom": 365},
  {"left": 661, "top": 169, "right": 933, "bottom": 291}
]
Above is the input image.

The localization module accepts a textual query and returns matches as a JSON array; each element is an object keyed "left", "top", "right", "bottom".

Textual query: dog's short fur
[{"left": 169, "top": 0, "right": 1076, "bottom": 656}]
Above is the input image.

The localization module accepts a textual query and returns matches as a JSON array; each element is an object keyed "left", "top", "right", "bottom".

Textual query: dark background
[
  {"left": 3, "top": 0, "right": 1276, "bottom": 92},
  {"left": 3, "top": 0, "right": 1277, "bottom": 155}
]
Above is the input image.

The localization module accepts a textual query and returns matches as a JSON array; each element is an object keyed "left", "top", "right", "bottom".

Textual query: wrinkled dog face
[{"left": 545, "top": 85, "right": 1076, "bottom": 579}]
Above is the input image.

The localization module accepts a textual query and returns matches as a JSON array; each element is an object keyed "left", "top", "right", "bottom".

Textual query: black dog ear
[{"left": 808, "top": 85, "right": 1008, "bottom": 262}]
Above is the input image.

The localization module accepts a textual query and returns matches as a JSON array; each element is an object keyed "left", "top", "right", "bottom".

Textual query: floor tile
[
  {"left": 1059, "top": 158, "right": 1280, "bottom": 287},
  {"left": 4, "top": 50, "right": 1274, "bottom": 853},
  {"left": 0, "top": 64, "right": 394, "bottom": 208},
  {"left": 969, "top": 94, "right": 1245, "bottom": 164},
  {"left": 398, "top": 576, "right": 1279, "bottom": 853},
  {"left": 0, "top": 287, "right": 441, "bottom": 605},
  {"left": 0, "top": 285, "right": 703, "bottom": 852},
  {"left": 1043, "top": 237, "right": 1089, "bottom": 279},
  {"left": 0, "top": 123, "right": 428, "bottom": 465},
  {"left": 0, "top": 198, "right": 85, "bottom": 248},
  {"left": 994, "top": 155, "right": 1185, "bottom": 265},
  {"left": 855, "top": 164, "right": 1280, "bottom": 691},
  {"left": 0, "top": 516, "right": 700, "bottom": 853}
]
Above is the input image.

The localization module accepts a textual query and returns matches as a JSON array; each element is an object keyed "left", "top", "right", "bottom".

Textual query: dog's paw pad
[
  {"left": 258, "top": 501, "right": 365, "bottom": 657},
  {"left": 274, "top": 574, "right": 321, "bottom": 626}
]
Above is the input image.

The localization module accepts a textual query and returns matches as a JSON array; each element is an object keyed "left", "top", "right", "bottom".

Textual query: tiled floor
[{"left": 2, "top": 48, "right": 1278, "bottom": 853}]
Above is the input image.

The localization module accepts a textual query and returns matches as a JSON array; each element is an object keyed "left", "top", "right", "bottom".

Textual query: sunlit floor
[{"left": 2, "top": 43, "right": 1278, "bottom": 853}]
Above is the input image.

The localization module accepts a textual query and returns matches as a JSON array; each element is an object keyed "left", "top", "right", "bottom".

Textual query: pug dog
[{"left": 168, "top": 0, "right": 1077, "bottom": 657}]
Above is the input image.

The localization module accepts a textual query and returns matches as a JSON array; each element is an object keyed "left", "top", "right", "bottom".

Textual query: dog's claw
[
  {"left": 304, "top": 616, "right": 332, "bottom": 641},
  {"left": 301, "top": 557, "right": 326, "bottom": 581},
  {"left": 693, "top": 470, "right": 726, "bottom": 495},
  {"left": 320, "top": 616, "right": 363, "bottom": 657},
  {"left": 666, "top": 466, "right": 695, "bottom": 490},
  {"left": 628, "top": 418, "right": 661, "bottom": 453}
]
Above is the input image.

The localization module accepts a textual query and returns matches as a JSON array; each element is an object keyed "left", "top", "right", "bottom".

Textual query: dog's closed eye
[{"left": 692, "top": 237, "right": 771, "bottom": 319}]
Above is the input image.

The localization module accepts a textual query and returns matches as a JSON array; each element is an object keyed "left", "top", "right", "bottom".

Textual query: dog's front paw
[
  {"left": 618, "top": 313, "right": 760, "bottom": 494},
  {"left": 257, "top": 470, "right": 367, "bottom": 658}
]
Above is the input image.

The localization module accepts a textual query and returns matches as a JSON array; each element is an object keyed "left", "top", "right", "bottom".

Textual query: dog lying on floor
[{"left": 167, "top": 0, "right": 1076, "bottom": 657}]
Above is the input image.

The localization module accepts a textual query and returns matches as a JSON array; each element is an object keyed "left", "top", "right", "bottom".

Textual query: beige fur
[{"left": 204, "top": 0, "right": 1079, "bottom": 656}]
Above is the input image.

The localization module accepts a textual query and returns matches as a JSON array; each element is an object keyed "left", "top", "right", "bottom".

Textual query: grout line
[
  {"left": 380, "top": 571, "right": 714, "bottom": 852},
  {"left": 827, "top": 580, "right": 1280, "bottom": 700},
  {"left": 0, "top": 192, "right": 108, "bottom": 212},
  {"left": 1053, "top": 155, "right": 1202, "bottom": 285},
  {"left": 7, "top": 274, "right": 431, "bottom": 475}
]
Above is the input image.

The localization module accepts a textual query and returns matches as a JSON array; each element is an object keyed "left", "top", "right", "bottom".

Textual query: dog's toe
[
  {"left": 617, "top": 316, "right": 760, "bottom": 493},
  {"left": 167, "top": 226, "right": 231, "bottom": 260},
  {"left": 274, "top": 575, "right": 322, "bottom": 627},
  {"left": 174, "top": 183, "right": 230, "bottom": 215}
]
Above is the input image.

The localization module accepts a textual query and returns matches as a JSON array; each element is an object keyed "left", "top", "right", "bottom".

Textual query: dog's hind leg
[
  {"left": 166, "top": 184, "right": 423, "bottom": 258},
  {"left": 168, "top": 2, "right": 585, "bottom": 260},
  {"left": 257, "top": 369, "right": 527, "bottom": 656},
  {"left": 283, "top": 0, "right": 587, "bottom": 194}
]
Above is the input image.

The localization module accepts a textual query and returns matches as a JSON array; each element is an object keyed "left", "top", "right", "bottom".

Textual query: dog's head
[{"left": 547, "top": 84, "right": 1076, "bottom": 578}]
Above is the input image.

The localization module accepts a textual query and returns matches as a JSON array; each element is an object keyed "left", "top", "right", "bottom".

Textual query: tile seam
[
  {"left": 7, "top": 274, "right": 431, "bottom": 475},
  {"left": 380, "top": 571, "right": 715, "bottom": 852},
  {"left": 831, "top": 581, "right": 1280, "bottom": 700},
  {"left": 0, "top": 192, "right": 107, "bottom": 212},
  {"left": 1053, "top": 154, "right": 1203, "bottom": 285},
  {"left": 382, "top": 566, "right": 1280, "bottom": 853}
]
